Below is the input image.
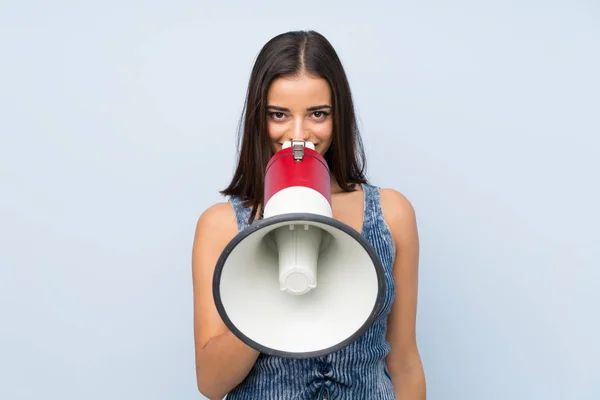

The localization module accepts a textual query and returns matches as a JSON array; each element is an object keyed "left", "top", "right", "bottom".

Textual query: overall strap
[
  {"left": 361, "top": 183, "right": 383, "bottom": 235},
  {"left": 360, "top": 183, "right": 397, "bottom": 257},
  {"left": 228, "top": 196, "right": 252, "bottom": 232}
]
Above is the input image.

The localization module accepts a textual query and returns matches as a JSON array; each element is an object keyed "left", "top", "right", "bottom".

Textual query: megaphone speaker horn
[{"left": 213, "top": 140, "right": 385, "bottom": 359}]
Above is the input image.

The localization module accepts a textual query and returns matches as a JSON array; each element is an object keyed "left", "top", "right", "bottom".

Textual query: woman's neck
[
  {"left": 330, "top": 175, "right": 343, "bottom": 194},
  {"left": 330, "top": 175, "right": 363, "bottom": 195}
]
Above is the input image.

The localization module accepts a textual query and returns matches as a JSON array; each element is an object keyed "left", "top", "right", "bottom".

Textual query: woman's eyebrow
[
  {"left": 307, "top": 105, "right": 332, "bottom": 111},
  {"left": 266, "top": 105, "right": 289, "bottom": 111},
  {"left": 267, "top": 105, "right": 332, "bottom": 111}
]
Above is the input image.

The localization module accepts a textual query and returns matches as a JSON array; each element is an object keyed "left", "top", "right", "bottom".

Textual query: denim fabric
[{"left": 226, "top": 184, "right": 397, "bottom": 400}]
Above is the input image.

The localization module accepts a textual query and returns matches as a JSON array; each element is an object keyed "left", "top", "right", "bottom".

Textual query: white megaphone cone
[{"left": 213, "top": 139, "right": 385, "bottom": 358}]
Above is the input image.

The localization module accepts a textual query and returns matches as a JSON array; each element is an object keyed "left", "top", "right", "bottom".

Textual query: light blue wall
[{"left": 1, "top": 1, "right": 598, "bottom": 399}]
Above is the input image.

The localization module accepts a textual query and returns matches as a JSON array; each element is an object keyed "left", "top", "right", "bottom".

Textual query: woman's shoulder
[
  {"left": 195, "top": 201, "right": 239, "bottom": 241},
  {"left": 374, "top": 186, "right": 417, "bottom": 233},
  {"left": 378, "top": 186, "right": 414, "bottom": 211}
]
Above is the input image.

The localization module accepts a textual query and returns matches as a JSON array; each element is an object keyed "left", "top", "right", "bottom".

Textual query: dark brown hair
[{"left": 221, "top": 30, "right": 368, "bottom": 223}]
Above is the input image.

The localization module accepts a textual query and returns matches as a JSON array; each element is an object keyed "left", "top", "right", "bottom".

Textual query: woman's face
[{"left": 266, "top": 73, "right": 333, "bottom": 156}]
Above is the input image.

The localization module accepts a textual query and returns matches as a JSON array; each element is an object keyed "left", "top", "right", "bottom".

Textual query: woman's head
[{"left": 221, "top": 30, "right": 367, "bottom": 220}]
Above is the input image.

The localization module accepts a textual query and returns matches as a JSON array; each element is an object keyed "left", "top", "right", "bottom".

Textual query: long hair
[{"left": 220, "top": 30, "right": 368, "bottom": 223}]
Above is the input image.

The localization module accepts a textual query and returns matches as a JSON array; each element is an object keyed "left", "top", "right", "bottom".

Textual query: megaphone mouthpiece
[{"left": 282, "top": 140, "right": 316, "bottom": 151}]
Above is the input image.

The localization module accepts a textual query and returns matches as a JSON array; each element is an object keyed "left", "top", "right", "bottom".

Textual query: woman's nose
[{"left": 288, "top": 118, "right": 309, "bottom": 141}]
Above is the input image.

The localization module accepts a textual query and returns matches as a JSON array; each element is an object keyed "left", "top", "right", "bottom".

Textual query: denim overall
[{"left": 225, "top": 183, "right": 397, "bottom": 400}]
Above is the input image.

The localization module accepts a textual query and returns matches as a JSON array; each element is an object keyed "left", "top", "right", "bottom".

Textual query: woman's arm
[
  {"left": 381, "top": 189, "right": 427, "bottom": 400},
  {"left": 191, "top": 202, "right": 260, "bottom": 400}
]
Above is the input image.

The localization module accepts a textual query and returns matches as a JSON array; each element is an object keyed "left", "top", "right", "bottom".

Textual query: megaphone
[{"left": 213, "top": 139, "right": 385, "bottom": 359}]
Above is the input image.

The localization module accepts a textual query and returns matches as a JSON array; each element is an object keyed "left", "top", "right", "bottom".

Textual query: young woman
[{"left": 192, "top": 30, "right": 426, "bottom": 400}]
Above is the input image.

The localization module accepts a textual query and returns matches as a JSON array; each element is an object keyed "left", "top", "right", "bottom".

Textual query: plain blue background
[{"left": 1, "top": 1, "right": 598, "bottom": 399}]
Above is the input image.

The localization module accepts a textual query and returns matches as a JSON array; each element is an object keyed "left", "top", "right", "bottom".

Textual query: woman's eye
[
  {"left": 313, "top": 111, "right": 329, "bottom": 119},
  {"left": 270, "top": 112, "right": 285, "bottom": 119}
]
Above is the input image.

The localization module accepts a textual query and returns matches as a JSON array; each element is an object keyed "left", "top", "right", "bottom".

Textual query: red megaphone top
[{"left": 264, "top": 141, "right": 332, "bottom": 207}]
